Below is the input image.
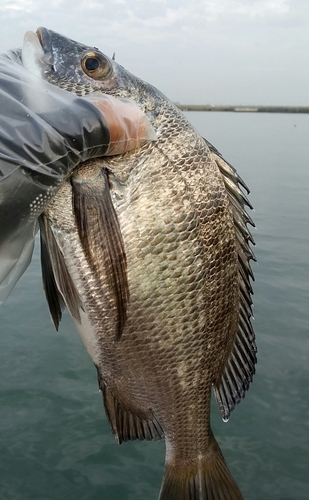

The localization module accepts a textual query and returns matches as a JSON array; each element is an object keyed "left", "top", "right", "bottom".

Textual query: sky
[{"left": 0, "top": 0, "right": 308, "bottom": 105}]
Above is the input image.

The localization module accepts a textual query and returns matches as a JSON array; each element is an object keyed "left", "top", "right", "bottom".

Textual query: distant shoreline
[{"left": 176, "top": 104, "right": 309, "bottom": 113}]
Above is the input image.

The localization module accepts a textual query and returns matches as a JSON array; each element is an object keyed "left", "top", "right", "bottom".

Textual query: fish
[{"left": 22, "top": 27, "right": 257, "bottom": 500}]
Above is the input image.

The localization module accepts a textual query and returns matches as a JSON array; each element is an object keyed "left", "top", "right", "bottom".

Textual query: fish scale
[{"left": 27, "top": 27, "right": 257, "bottom": 500}]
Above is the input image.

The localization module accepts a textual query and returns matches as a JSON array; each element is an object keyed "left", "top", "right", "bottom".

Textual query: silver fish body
[{"left": 31, "top": 28, "right": 256, "bottom": 500}]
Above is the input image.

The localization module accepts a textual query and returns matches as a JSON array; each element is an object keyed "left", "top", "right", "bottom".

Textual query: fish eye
[{"left": 81, "top": 52, "right": 111, "bottom": 80}]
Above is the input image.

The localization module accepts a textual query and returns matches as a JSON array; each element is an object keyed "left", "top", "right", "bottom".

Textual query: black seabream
[{"left": 22, "top": 27, "right": 257, "bottom": 500}]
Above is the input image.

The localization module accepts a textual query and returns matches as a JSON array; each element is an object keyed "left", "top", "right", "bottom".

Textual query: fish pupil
[{"left": 85, "top": 57, "right": 99, "bottom": 71}]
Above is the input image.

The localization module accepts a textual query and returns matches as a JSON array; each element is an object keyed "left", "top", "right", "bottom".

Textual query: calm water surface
[{"left": 0, "top": 113, "right": 308, "bottom": 500}]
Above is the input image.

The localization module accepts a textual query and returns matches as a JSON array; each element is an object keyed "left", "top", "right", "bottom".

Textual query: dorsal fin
[{"left": 206, "top": 139, "right": 257, "bottom": 421}]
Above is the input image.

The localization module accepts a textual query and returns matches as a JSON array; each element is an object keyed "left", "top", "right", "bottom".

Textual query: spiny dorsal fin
[{"left": 206, "top": 139, "right": 257, "bottom": 421}]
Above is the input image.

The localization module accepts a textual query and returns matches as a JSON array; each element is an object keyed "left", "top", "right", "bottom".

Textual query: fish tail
[{"left": 158, "top": 435, "right": 244, "bottom": 500}]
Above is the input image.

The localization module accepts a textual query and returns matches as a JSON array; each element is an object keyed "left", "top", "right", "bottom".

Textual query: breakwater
[{"left": 176, "top": 104, "right": 309, "bottom": 113}]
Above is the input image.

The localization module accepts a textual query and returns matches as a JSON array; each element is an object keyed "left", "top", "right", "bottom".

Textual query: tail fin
[{"left": 158, "top": 436, "right": 244, "bottom": 500}]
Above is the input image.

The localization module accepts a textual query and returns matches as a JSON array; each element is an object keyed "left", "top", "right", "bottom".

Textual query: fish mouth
[
  {"left": 36, "top": 27, "right": 52, "bottom": 55},
  {"left": 22, "top": 27, "right": 54, "bottom": 77}
]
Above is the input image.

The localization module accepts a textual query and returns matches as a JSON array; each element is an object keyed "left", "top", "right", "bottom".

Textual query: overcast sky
[{"left": 0, "top": 0, "right": 308, "bottom": 105}]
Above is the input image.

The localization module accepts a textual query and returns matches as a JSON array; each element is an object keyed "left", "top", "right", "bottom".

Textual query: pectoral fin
[{"left": 71, "top": 167, "right": 128, "bottom": 339}]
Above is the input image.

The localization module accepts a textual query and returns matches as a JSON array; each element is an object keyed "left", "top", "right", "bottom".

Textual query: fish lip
[
  {"left": 36, "top": 27, "right": 52, "bottom": 55},
  {"left": 34, "top": 27, "right": 55, "bottom": 69}
]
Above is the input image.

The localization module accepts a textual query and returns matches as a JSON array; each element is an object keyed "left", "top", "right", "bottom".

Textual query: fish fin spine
[
  {"left": 213, "top": 311, "right": 257, "bottom": 421},
  {"left": 101, "top": 380, "right": 164, "bottom": 443},
  {"left": 159, "top": 435, "right": 244, "bottom": 500}
]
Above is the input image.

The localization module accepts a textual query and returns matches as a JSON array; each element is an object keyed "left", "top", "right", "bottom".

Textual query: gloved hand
[{"left": 83, "top": 93, "right": 156, "bottom": 156}]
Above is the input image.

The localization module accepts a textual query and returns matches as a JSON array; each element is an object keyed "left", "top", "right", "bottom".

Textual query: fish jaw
[
  {"left": 21, "top": 31, "right": 59, "bottom": 112},
  {"left": 22, "top": 30, "right": 51, "bottom": 78},
  {"left": 36, "top": 27, "right": 92, "bottom": 84}
]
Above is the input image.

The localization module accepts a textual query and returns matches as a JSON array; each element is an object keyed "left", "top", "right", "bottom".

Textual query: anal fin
[{"left": 99, "top": 378, "right": 164, "bottom": 444}]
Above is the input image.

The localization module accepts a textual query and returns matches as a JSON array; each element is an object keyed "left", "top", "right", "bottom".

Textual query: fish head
[{"left": 22, "top": 27, "right": 159, "bottom": 110}]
